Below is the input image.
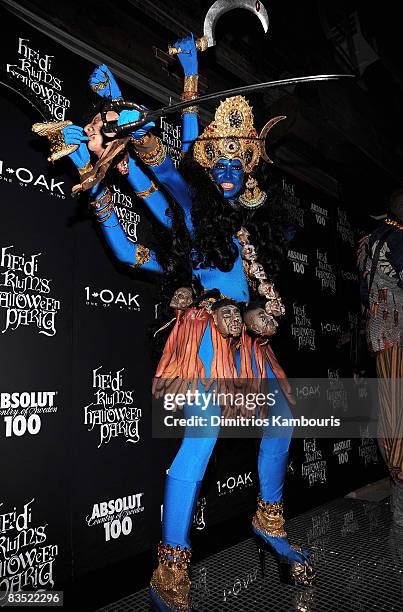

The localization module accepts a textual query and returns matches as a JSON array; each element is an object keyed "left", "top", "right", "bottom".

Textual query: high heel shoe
[
  {"left": 252, "top": 498, "right": 316, "bottom": 587},
  {"left": 149, "top": 542, "right": 193, "bottom": 611}
]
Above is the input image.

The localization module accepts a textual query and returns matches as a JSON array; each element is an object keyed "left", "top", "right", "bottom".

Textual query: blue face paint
[{"left": 211, "top": 158, "right": 244, "bottom": 199}]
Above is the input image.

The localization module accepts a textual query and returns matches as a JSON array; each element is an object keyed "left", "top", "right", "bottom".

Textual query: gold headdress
[{"left": 193, "top": 95, "right": 285, "bottom": 172}]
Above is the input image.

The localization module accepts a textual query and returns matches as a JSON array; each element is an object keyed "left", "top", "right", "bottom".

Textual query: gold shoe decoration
[
  {"left": 252, "top": 497, "right": 316, "bottom": 587},
  {"left": 150, "top": 542, "right": 192, "bottom": 611},
  {"left": 32, "top": 120, "right": 79, "bottom": 162}
]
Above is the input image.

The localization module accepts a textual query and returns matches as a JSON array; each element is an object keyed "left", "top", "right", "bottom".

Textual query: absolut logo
[
  {"left": 333, "top": 439, "right": 351, "bottom": 465},
  {"left": 0, "top": 391, "right": 58, "bottom": 439},
  {"left": 311, "top": 202, "right": 328, "bottom": 227},
  {"left": 86, "top": 493, "right": 144, "bottom": 542},
  {"left": 0, "top": 160, "right": 65, "bottom": 197},
  {"left": 6, "top": 38, "right": 70, "bottom": 120},
  {"left": 287, "top": 249, "right": 309, "bottom": 275},
  {"left": 0, "top": 246, "right": 61, "bottom": 336},
  {"left": 291, "top": 303, "right": 316, "bottom": 350},
  {"left": 0, "top": 499, "right": 58, "bottom": 601},
  {"left": 83, "top": 366, "right": 141, "bottom": 448}
]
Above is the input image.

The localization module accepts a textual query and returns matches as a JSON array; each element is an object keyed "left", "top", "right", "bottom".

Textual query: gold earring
[{"left": 238, "top": 175, "right": 267, "bottom": 209}]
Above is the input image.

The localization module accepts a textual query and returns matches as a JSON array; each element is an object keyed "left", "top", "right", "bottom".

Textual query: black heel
[
  {"left": 253, "top": 533, "right": 266, "bottom": 577},
  {"left": 253, "top": 529, "right": 316, "bottom": 587}
]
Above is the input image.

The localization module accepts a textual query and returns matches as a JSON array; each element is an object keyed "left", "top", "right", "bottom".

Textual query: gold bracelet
[
  {"left": 130, "top": 133, "right": 152, "bottom": 147},
  {"left": 97, "top": 207, "right": 115, "bottom": 223},
  {"left": 78, "top": 161, "right": 93, "bottom": 177},
  {"left": 137, "top": 139, "right": 167, "bottom": 167},
  {"left": 183, "top": 75, "right": 199, "bottom": 93},
  {"left": 90, "top": 186, "right": 112, "bottom": 209},
  {"left": 181, "top": 91, "right": 198, "bottom": 102},
  {"left": 136, "top": 181, "right": 158, "bottom": 199},
  {"left": 181, "top": 106, "right": 199, "bottom": 116},
  {"left": 94, "top": 201, "right": 114, "bottom": 219},
  {"left": 131, "top": 244, "right": 151, "bottom": 268},
  {"left": 90, "top": 75, "right": 110, "bottom": 92},
  {"left": 181, "top": 75, "right": 199, "bottom": 102}
]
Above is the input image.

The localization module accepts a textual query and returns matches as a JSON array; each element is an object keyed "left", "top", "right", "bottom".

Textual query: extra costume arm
[
  {"left": 131, "top": 133, "right": 193, "bottom": 225},
  {"left": 125, "top": 155, "right": 172, "bottom": 229},
  {"left": 90, "top": 184, "right": 163, "bottom": 274}
]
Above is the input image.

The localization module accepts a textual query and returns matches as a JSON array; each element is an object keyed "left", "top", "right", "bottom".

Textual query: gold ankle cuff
[
  {"left": 252, "top": 497, "right": 287, "bottom": 537},
  {"left": 150, "top": 543, "right": 192, "bottom": 611}
]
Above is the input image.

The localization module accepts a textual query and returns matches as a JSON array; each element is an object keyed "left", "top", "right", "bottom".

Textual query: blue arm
[
  {"left": 182, "top": 112, "right": 199, "bottom": 153},
  {"left": 174, "top": 34, "right": 200, "bottom": 153},
  {"left": 126, "top": 156, "right": 172, "bottom": 229},
  {"left": 91, "top": 185, "right": 163, "bottom": 274}
]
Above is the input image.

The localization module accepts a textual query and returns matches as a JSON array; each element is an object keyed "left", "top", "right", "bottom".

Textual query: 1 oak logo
[
  {"left": 0, "top": 161, "right": 65, "bottom": 198},
  {"left": 84, "top": 286, "right": 140, "bottom": 311}
]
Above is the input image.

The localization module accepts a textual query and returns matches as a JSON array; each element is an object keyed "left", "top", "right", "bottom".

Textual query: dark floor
[{"left": 97, "top": 495, "right": 402, "bottom": 611}]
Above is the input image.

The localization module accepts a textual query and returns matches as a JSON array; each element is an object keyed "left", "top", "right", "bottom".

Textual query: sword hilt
[{"left": 168, "top": 36, "right": 209, "bottom": 55}]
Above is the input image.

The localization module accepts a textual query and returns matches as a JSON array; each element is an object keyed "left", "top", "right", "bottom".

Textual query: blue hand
[
  {"left": 174, "top": 33, "right": 198, "bottom": 76},
  {"left": 88, "top": 64, "right": 122, "bottom": 99},
  {"left": 117, "top": 109, "right": 155, "bottom": 140},
  {"left": 62, "top": 125, "right": 90, "bottom": 170}
]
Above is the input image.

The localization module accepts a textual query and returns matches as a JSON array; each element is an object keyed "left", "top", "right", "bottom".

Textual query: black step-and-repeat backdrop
[{"left": 0, "top": 7, "right": 385, "bottom": 608}]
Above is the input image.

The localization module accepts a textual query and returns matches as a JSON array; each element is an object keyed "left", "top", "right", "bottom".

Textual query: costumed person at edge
[
  {"left": 33, "top": 35, "right": 315, "bottom": 612},
  {"left": 357, "top": 188, "right": 403, "bottom": 527}
]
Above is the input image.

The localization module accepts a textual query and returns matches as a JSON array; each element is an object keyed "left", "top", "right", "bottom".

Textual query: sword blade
[{"left": 115, "top": 74, "right": 355, "bottom": 133}]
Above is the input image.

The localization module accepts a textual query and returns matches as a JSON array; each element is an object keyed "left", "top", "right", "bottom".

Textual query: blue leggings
[{"left": 163, "top": 325, "right": 294, "bottom": 549}]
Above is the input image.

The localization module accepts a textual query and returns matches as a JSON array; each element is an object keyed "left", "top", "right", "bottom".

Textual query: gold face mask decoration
[{"left": 193, "top": 95, "right": 286, "bottom": 172}]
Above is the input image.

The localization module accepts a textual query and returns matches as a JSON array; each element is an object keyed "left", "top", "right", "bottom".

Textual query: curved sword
[{"left": 101, "top": 74, "right": 355, "bottom": 136}]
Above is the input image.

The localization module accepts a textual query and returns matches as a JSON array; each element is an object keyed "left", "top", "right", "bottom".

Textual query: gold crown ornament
[
  {"left": 193, "top": 96, "right": 286, "bottom": 171},
  {"left": 32, "top": 120, "right": 79, "bottom": 162}
]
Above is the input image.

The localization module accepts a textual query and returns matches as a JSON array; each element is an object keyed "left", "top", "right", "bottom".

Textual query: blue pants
[{"left": 162, "top": 324, "right": 294, "bottom": 549}]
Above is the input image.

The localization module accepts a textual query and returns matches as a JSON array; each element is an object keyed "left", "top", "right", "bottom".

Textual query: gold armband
[
  {"left": 90, "top": 187, "right": 115, "bottom": 222},
  {"left": 181, "top": 105, "right": 200, "bottom": 116},
  {"left": 90, "top": 74, "right": 110, "bottom": 92},
  {"left": 78, "top": 161, "right": 93, "bottom": 177},
  {"left": 136, "top": 181, "right": 158, "bottom": 199},
  {"left": 136, "top": 138, "right": 166, "bottom": 167},
  {"left": 182, "top": 75, "right": 199, "bottom": 98},
  {"left": 131, "top": 133, "right": 167, "bottom": 167},
  {"left": 131, "top": 244, "right": 151, "bottom": 268}
]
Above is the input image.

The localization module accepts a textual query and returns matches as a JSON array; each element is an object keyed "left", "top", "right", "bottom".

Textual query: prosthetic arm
[{"left": 62, "top": 125, "right": 162, "bottom": 273}]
